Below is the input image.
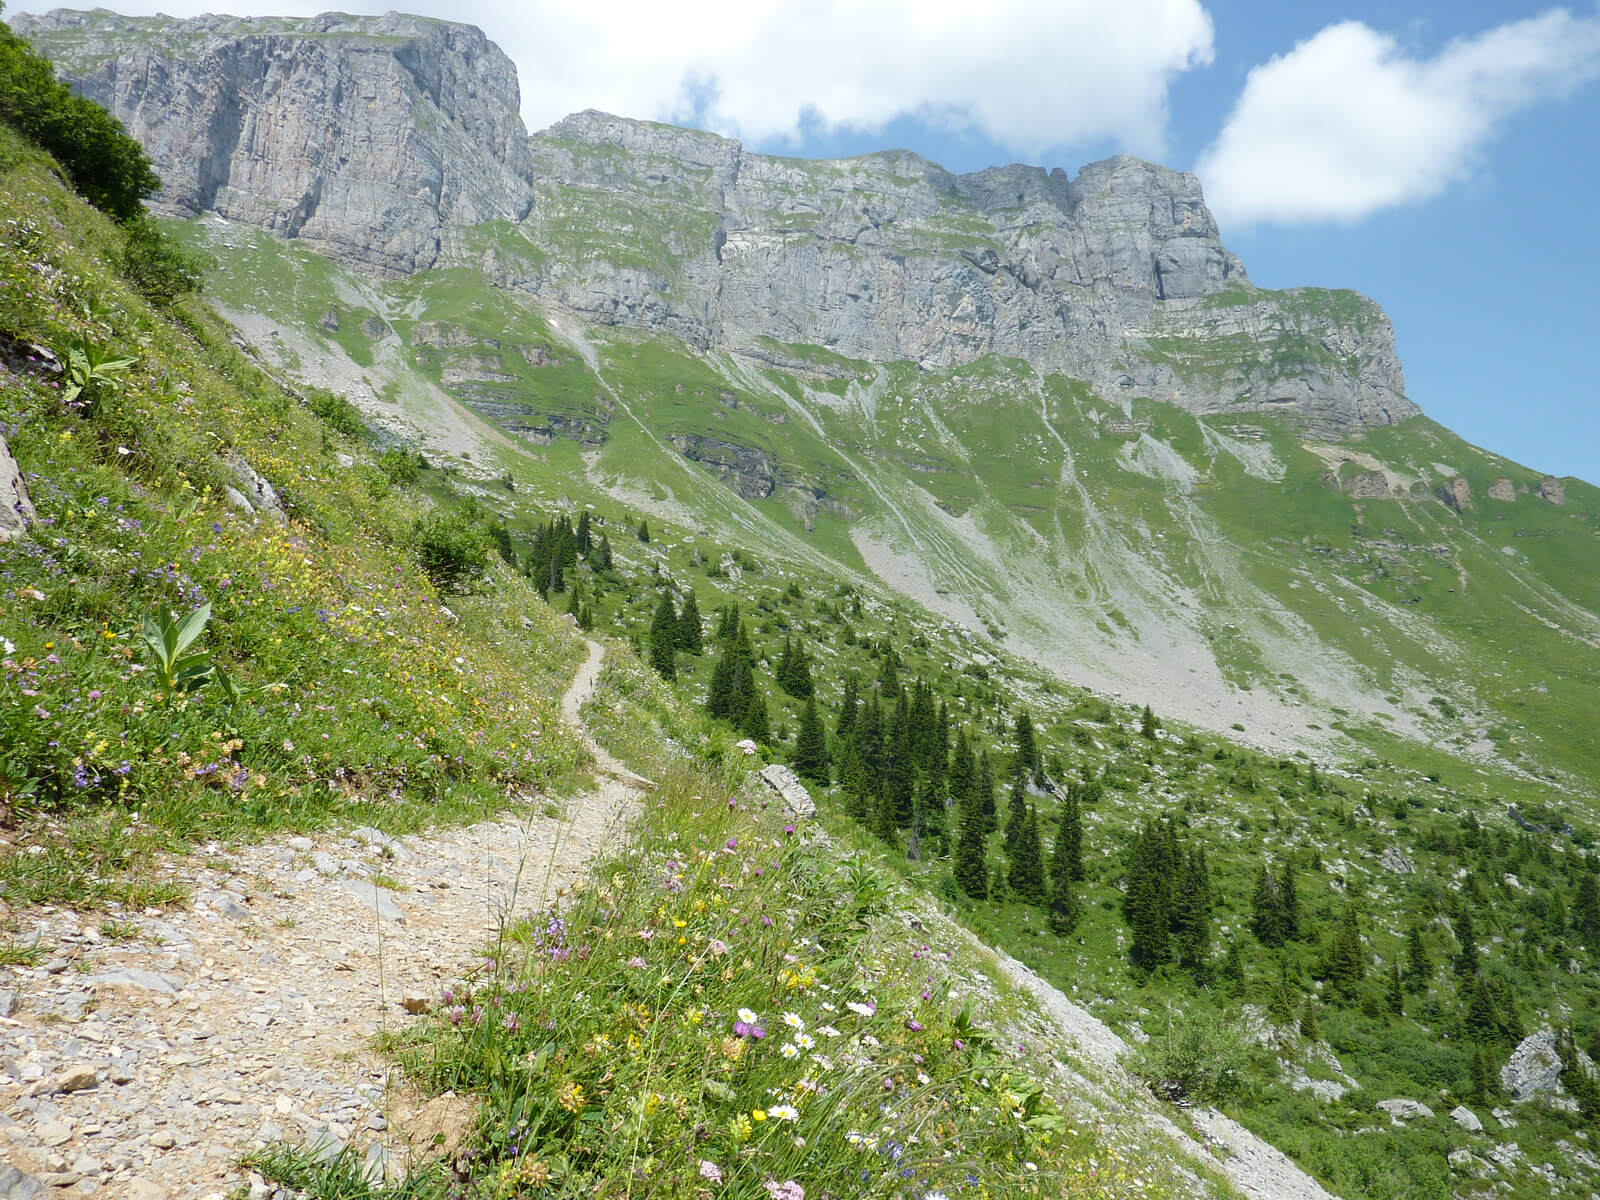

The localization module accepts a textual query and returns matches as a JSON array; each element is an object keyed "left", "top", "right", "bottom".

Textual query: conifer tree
[
  {"left": 593, "top": 531, "right": 613, "bottom": 570},
  {"left": 1252, "top": 867, "right": 1289, "bottom": 948},
  {"left": 741, "top": 690, "right": 770, "bottom": 744},
  {"left": 1013, "top": 709, "right": 1041, "bottom": 783},
  {"left": 836, "top": 672, "right": 859, "bottom": 740},
  {"left": 877, "top": 644, "right": 900, "bottom": 694},
  {"left": 1052, "top": 789, "right": 1084, "bottom": 885},
  {"left": 1454, "top": 908, "right": 1480, "bottom": 978},
  {"left": 715, "top": 602, "right": 740, "bottom": 643},
  {"left": 1046, "top": 869, "right": 1079, "bottom": 936},
  {"left": 1574, "top": 873, "right": 1600, "bottom": 943},
  {"left": 575, "top": 509, "right": 592, "bottom": 556},
  {"left": 1388, "top": 961, "right": 1405, "bottom": 1016},
  {"left": 1139, "top": 704, "right": 1158, "bottom": 740},
  {"left": 1004, "top": 770, "right": 1028, "bottom": 853},
  {"left": 1469, "top": 1045, "right": 1497, "bottom": 1103},
  {"left": 1222, "top": 942, "right": 1246, "bottom": 991},
  {"left": 1406, "top": 924, "right": 1431, "bottom": 988},
  {"left": 955, "top": 790, "right": 989, "bottom": 900},
  {"left": 792, "top": 696, "right": 830, "bottom": 787},
  {"left": 949, "top": 731, "right": 976, "bottom": 815},
  {"left": 648, "top": 592, "right": 678, "bottom": 680},
  {"left": 1125, "top": 820, "right": 1172, "bottom": 968},
  {"left": 1172, "top": 848, "right": 1213, "bottom": 979},
  {"left": 1009, "top": 807, "right": 1047, "bottom": 906},
  {"left": 636, "top": 518, "right": 650, "bottom": 542},
  {"left": 977, "top": 751, "right": 998, "bottom": 833},
  {"left": 1299, "top": 998, "right": 1321, "bottom": 1041},
  {"left": 1324, "top": 904, "right": 1365, "bottom": 998},
  {"left": 1279, "top": 860, "right": 1301, "bottom": 941},
  {"left": 677, "top": 589, "right": 703, "bottom": 653}
]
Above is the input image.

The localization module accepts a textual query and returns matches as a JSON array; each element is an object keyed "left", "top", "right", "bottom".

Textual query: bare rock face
[
  {"left": 1538, "top": 476, "right": 1567, "bottom": 505},
  {"left": 23, "top": 13, "right": 1416, "bottom": 436},
  {"left": 1501, "top": 1029, "right": 1563, "bottom": 1101},
  {"left": 0, "top": 432, "right": 35, "bottom": 541},
  {"left": 1439, "top": 477, "right": 1473, "bottom": 513},
  {"left": 15, "top": 10, "right": 534, "bottom": 274},
  {"left": 1488, "top": 477, "right": 1516, "bottom": 502}
]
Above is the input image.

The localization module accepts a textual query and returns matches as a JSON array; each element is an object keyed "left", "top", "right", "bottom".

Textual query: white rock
[{"left": 1450, "top": 1105, "right": 1483, "bottom": 1132}]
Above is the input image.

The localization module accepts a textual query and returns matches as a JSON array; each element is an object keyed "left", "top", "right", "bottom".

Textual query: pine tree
[
  {"left": 593, "top": 532, "right": 613, "bottom": 570},
  {"left": 1172, "top": 848, "right": 1213, "bottom": 979},
  {"left": 1046, "top": 870, "right": 1079, "bottom": 936},
  {"left": 1139, "top": 704, "right": 1158, "bottom": 740},
  {"left": 1469, "top": 1046, "right": 1497, "bottom": 1103},
  {"left": 1299, "top": 998, "right": 1321, "bottom": 1041},
  {"left": 648, "top": 592, "right": 678, "bottom": 680},
  {"left": 1252, "top": 866, "right": 1289, "bottom": 948},
  {"left": 1009, "top": 807, "right": 1047, "bottom": 906},
  {"left": 1454, "top": 908, "right": 1480, "bottom": 978},
  {"left": 977, "top": 751, "right": 998, "bottom": 833},
  {"left": 1052, "top": 789, "right": 1084, "bottom": 886},
  {"left": 1406, "top": 924, "right": 1431, "bottom": 988},
  {"left": 741, "top": 691, "right": 770, "bottom": 744},
  {"left": 1388, "top": 960, "right": 1405, "bottom": 1016},
  {"left": 677, "top": 590, "right": 703, "bottom": 653},
  {"left": 1004, "top": 770, "right": 1028, "bottom": 853},
  {"left": 954, "top": 790, "right": 989, "bottom": 900},
  {"left": 1574, "top": 873, "right": 1600, "bottom": 943},
  {"left": 574, "top": 509, "right": 592, "bottom": 556},
  {"left": 1013, "top": 710, "right": 1041, "bottom": 783},
  {"left": 1279, "top": 860, "right": 1301, "bottom": 941},
  {"left": 877, "top": 644, "right": 900, "bottom": 694},
  {"left": 1222, "top": 941, "right": 1246, "bottom": 991},
  {"left": 836, "top": 672, "right": 859, "bottom": 740},
  {"left": 636, "top": 518, "right": 650, "bottom": 542},
  {"left": 1324, "top": 904, "right": 1365, "bottom": 999},
  {"left": 1125, "top": 821, "right": 1172, "bottom": 968},
  {"left": 791, "top": 697, "right": 830, "bottom": 786}
]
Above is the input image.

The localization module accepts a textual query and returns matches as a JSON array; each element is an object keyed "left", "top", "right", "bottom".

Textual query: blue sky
[{"left": 13, "top": 0, "right": 1600, "bottom": 482}]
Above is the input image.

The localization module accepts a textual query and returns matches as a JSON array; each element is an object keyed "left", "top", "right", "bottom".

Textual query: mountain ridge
[{"left": 18, "top": 7, "right": 1416, "bottom": 438}]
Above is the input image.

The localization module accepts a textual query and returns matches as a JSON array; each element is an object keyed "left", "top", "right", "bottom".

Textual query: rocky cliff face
[
  {"left": 22, "top": 11, "right": 1416, "bottom": 434},
  {"left": 15, "top": 10, "right": 534, "bottom": 273}
]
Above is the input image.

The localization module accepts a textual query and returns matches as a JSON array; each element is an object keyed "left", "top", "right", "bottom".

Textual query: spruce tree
[
  {"left": 836, "top": 672, "right": 859, "bottom": 740},
  {"left": 1046, "top": 870, "right": 1079, "bottom": 936},
  {"left": 636, "top": 518, "right": 650, "bottom": 542},
  {"left": 1574, "top": 873, "right": 1600, "bottom": 943},
  {"left": 648, "top": 592, "right": 678, "bottom": 680},
  {"left": 977, "top": 751, "right": 998, "bottom": 833},
  {"left": 1252, "top": 867, "right": 1289, "bottom": 947},
  {"left": 1009, "top": 807, "right": 1047, "bottom": 906},
  {"left": 1324, "top": 904, "right": 1365, "bottom": 998},
  {"left": 677, "top": 589, "right": 703, "bottom": 653},
  {"left": 1013, "top": 709, "right": 1041, "bottom": 783},
  {"left": 1172, "top": 848, "right": 1213, "bottom": 979},
  {"left": 1125, "top": 821, "right": 1171, "bottom": 968},
  {"left": 1139, "top": 704, "right": 1158, "bottom": 740},
  {"left": 1004, "top": 770, "right": 1028, "bottom": 853},
  {"left": 1052, "top": 789, "right": 1084, "bottom": 885},
  {"left": 1388, "top": 961, "right": 1405, "bottom": 1016},
  {"left": 954, "top": 791, "right": 989, "bottom": 900},
  {"left": 792, "top": 697, "right": 830, "bottom": 786},
  {"left": 1454, "top": 908, "right": 1480, "bottom": 978},
  {"left": 594, "top": 532, "right": 613, "bottom": 570},
  {"left": 740, "top": 690, "right": 770, "bottom": 744},
  {"left": 1279, "top": 860, "right": 1301, "bottom": 941},
  {"left": 1406, "top": 924, "right": 1431, "bottom": 988},
  {"left": 574, "top": 509, "right": 592, "bottom": 556},
  {"left": 1299, "top": 998, "right": 1321, "bottom": 1041}
]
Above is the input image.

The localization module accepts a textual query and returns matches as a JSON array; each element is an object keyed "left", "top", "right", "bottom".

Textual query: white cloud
[
  {"left": 1196, "top": 9, "right": 1600, "bottom": 229},
  {"left": 9, "top": 0, "right": 1215, "bottom": 159}
]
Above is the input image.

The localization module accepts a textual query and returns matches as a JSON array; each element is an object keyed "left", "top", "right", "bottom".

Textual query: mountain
[{"left": 18, "top": 9, "right": 1599, "bottom": 793}]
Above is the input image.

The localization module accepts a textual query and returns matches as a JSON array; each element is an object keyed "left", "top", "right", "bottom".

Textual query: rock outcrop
[
  {"left": 1501, "top": 1029, "right": 1563, "bottom": 1101},
  {"left": 0, "top": 432, "right": 35, "bottom": 541},
  {"left": 1537, "top": 476, "right": 1566, "bottom": 505},
  {"left": 23, "top": 12, "right": 1418, "bottom": 436},
  {"left": 15, "top": 10, "right": 534, "bottom": 274}
]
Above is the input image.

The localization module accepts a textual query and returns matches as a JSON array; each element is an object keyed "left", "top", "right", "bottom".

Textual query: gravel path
[{"left": 0, "top": 642, "right": 638, "bottom": 1199}]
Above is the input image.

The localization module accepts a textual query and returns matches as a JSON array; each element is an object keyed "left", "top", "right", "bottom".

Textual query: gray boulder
[
  {"left": 758, "top": 763, "right": 816, "bottom": 820},
  {"left": 1450, "top": 1105, "right": 1483, "bottom": 1132},
  {"left": 1376, "top": 1098, "right": 1434, "bottom": 1123},
  {"left": 0, "top": 434, "right": 35, "bottom": 542},
  {"left": 1500, "top": 1029, "right": 1563, "bottom": 1101}
]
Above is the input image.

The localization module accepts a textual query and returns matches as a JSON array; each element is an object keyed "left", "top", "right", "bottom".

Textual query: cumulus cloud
[
  {"left": 10, "top": 0, "right": 1215, "bottom": 159},
  {"left": 1196, "top": 9, "right": 1600, "bottom": 228}
]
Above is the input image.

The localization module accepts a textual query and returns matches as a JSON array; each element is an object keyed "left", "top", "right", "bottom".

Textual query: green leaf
[{"left": 172, "top": 602, "right": 211, "bottom": 656}]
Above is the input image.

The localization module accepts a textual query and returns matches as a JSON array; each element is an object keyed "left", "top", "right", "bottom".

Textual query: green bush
[
  {"left": 378, "top": 445, "right": 426, "bottom": 486},
  {"left": 1132, "top": 1008, "right": 1248, "bottom": 1104},
  {"left": 413, "top": 509, "right": 490, "bottom": 593},
  {"left": 119, "top": 215, "right": 208, "bottom": 305},
  {"left": 306, "top": 388, "right": 363, "bottom": 438},
  {"left": 0, "top": 14, "right": 159, "bottom": 221}
]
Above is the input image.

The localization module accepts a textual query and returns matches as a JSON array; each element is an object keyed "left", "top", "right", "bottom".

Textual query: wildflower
[
  {"left": 764, "top": 1180, "right": 804, "bottom": 1200},
  {"left": 795, "top": 1033, "right": 815, "bottom": 1050},
  {"left": 557, "top": 1081, "right": 586, "bottom": 1113},
  {"left": 751, "top": 1109, "right": 767, "bottom": 1122},
  {"left": 906, "top": 1018, "right": 923, "bottom": 1032},
  {"left": 780, "top": 1043, "right": 800, "bottom": 1059},
  {"left": 817, "top": 1025, "right": 841, "bottom": 1038},
  {"left": 846, "top": 1001, "right": 875, "bottom": 1017},
  {"left": 738, "top": 1008, "right": 760, "bottom": 1024},
  {"left": 769, "top": 1103, "right": 800, "bottom": 1122},
  {"left": 783, "top": 1011, "right": 804, "bottom": 1030},
  {"left": 699, "top": 1160, "right": 723, "bottom": 1183}
]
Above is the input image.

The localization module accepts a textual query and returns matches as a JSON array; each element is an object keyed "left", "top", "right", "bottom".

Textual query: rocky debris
[
  {"left": 1487, "top": 477, "right": 1515, "bottom": 502},
  {"left": 0, "top": 434, "right": 35, "bottom": 542},
  {"left": 339, "top": 879, "right": 407, "bottom": 924},
  {"left": 1341, "top": 470, "right": 1393, "bottom": 499},
  {"left": 15, "top": 10, "right": 534, "bottom": 275},
  {"left": 1378, "top": 845, "right": 1415, "bottom": 874},
  {"left": 1376, "top": 1098, "right": 1434, "bottom": 1123},
  {"left": 1450, "top": 1104, "right": 1483, "bottom": 1132},
  {"left": 1537, "top": 475, "right": 1566, "bottom": 505},
  {"left": 669, "top": 434, "right": 776, "bottom": 500},
  {"left": 1447, "top": 1148, "right": 1492, "bottom": 1177},
  {"left": 1438, "top": 476, "right": 1473, "bottom": 513},
  {"left": 1501, "top": 1029, "right": 1563, "bottom": 1101},
  {"left": 0, "top": 989, "right": 17, "bottom": 1017},
  {"left": 0, "top": 1164, "right": 45, "bottom": 1200},
  {"left": 223, "top": 451, "right": 286, "bottom": 522},
  {"left": 319, "top": 306, "right": 340, "bottom": 332},
  {"left": 758, "top": 764, "right": 816, "bottom": 819}
]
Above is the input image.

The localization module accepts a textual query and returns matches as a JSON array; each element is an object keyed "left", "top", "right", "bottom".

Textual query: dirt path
[{"left": 0, "top": 642, "right": 638, "bottom": 1199}]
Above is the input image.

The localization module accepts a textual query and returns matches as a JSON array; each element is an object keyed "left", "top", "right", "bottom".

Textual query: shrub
[
  {"left": 378, "top": 446, "right": 426, "bottom": 486},
  {"left": 1132, "top": 1008, "right": 1248, "bottom": 1105},
  {"left": 306, "top": 388, "right": 363, "bottom": 438},
  {"left": 0, "top": 15, "right": 160, "bottom": 221},
  {"left": 413, "top": 509, "right": 490, "bottom": 593},
  {"left": 119, "top": 215, "right": 208, "bottom": 305}
]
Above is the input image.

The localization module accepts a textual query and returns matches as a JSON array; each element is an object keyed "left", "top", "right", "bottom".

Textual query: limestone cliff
[
  {"left": 15, "top": 9, "right": 534, "bottom": 273},
  {"left": 21, "top": 10, "right": 1416, "bottom": 434}
]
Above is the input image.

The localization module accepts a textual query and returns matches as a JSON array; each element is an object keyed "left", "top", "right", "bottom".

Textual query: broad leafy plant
[
  {"left": 56, "top": 334, "right": 137, "bottom": 411},
  {"left": 137, "top": 602, "right": 215, "bottom": 694}
]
